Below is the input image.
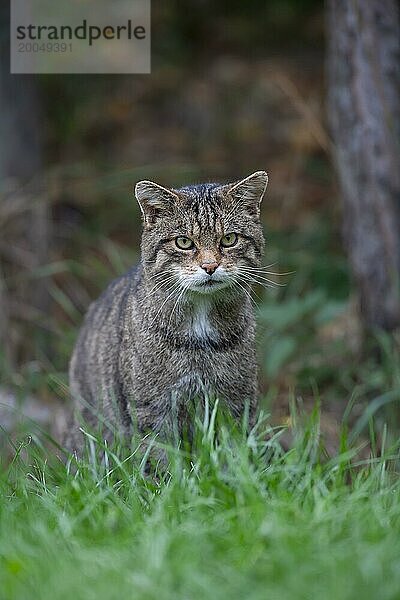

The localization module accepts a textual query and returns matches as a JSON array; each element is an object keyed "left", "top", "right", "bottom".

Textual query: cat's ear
[
  {"left": 227, "top": 171, "right": 268, "bottom": 218},
  {"left": 135, "top": 180, "right": 179, "bottom": 227}
]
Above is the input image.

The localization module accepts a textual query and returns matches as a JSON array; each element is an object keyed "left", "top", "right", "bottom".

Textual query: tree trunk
[
  {"left": 327, "top": 0, "right": 400, "bottom": 331},
  {"left": 0, "top": 3, "right": 49, "bottom": 365}
]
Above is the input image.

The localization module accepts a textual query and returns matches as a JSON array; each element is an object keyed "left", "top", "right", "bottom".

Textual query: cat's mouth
[
  {"left": 199, "top": 280, "right": 220, "bottom": 288},
  {"left": 189, "top": 278, "right": 230, "bottom": 294}
]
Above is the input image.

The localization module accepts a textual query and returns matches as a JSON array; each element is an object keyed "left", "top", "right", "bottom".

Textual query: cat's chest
[
  {"left": 187, "top": 299, "right": 221, "bottom": 345},
  {"left": 190, "top": 301, "right": 215, "bottom": 341}
]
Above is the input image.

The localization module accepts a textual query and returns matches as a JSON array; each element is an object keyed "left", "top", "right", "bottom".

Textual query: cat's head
[{"left": 135, "top": 171, "right": 267, "bottom": 296}]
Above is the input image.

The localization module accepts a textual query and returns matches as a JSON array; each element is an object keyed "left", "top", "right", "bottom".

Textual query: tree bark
[
  {"left": 0, "top": 2, "right": 49, "bottom": 364},
  {"left": 327, "top": 0, "right": 400, "bottom": 331}
]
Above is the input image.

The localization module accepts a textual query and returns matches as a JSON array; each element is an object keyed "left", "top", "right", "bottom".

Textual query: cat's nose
[{"left": 200, "top": 261, "right": 219, "bottom": 276}]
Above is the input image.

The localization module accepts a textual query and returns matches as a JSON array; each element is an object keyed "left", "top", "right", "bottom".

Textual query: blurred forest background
[{"left": 1, "top": 0, "right": 399, "bottom": 450}]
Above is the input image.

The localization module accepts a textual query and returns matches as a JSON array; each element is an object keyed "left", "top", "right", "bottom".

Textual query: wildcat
[{"left": 66, "top": 170, "right": 268, "bottom": 452}]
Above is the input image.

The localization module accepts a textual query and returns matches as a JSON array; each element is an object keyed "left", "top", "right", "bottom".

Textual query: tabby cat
[{"left": 67, "top": 170, "right": 268, "bottom": 451}]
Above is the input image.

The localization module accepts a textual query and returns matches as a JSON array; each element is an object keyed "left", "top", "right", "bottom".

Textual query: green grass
[{"left": 1, "top": 406, "right": 400, "bottom": 600}]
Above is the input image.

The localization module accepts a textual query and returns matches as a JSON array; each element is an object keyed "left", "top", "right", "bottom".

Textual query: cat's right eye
[{"left": 175, "top": 236, "right": 195, "bottom": 250}]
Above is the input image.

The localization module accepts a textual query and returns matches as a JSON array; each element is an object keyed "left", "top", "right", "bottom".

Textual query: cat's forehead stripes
[{"left": 174, "top": 183, "right": 226, "bottom": 235}]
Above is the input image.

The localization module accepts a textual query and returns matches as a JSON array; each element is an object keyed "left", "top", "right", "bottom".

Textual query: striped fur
[{"left": 66, "top": 171, "right": 268, "bottom": 452}]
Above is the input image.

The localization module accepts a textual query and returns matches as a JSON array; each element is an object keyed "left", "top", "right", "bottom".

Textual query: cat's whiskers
[
  {"left": 240, "top": 264, "right": 294, "bottom": 277},
  {"left": 236, "top": 272, "right": 277, "bottom": 291},
  {"left": 238, "top": 277, "right": 279, "bottom": 289},
  {"left": 167, "top": 282, "right": 190, "bottom": 330},
  {"left": 150, "top": 280, "right": 183, "bottom": 326},
  {"left": 237, "top": 268, "right": 286, "bottom": 288},
  {"left": 148, "top": 274, "right": 176, "bottom": 288},
  {"left": 147, "top": 275, "right": 178, "bottom": 298},
  {"left": 230, "top": 277, "right": 258, "bottom": 307},
  {"left": 147, "top": 269, "right": 175, "bottom": 282},
  {"left": 246, "top": 261, "right": 278, "bottom": 270},
  {"left": 235, "top": 275, "right": 263, "bottom": 302},
  {"left": 238, "top": 274, "right": 279, "bottom": 290}
]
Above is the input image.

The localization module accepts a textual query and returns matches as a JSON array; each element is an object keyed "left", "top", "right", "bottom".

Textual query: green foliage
[
  {"left": 257, "top": 219, "right": 351, "bottom": 385},
  {"left": 1, "top": 408, "right": 400, "bottom": 600}
]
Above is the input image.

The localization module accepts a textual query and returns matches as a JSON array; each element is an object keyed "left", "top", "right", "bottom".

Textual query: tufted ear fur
[
  {"left": 227, "top": 171, "right": 268, "bottom": 219},
  {"left": 135, "top": 180, "right": 180, "bottom": 227}
]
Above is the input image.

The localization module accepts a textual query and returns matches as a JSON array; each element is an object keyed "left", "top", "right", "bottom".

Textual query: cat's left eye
[{"left": 220, "top": 233, "right": 238, "bottom": 248}]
